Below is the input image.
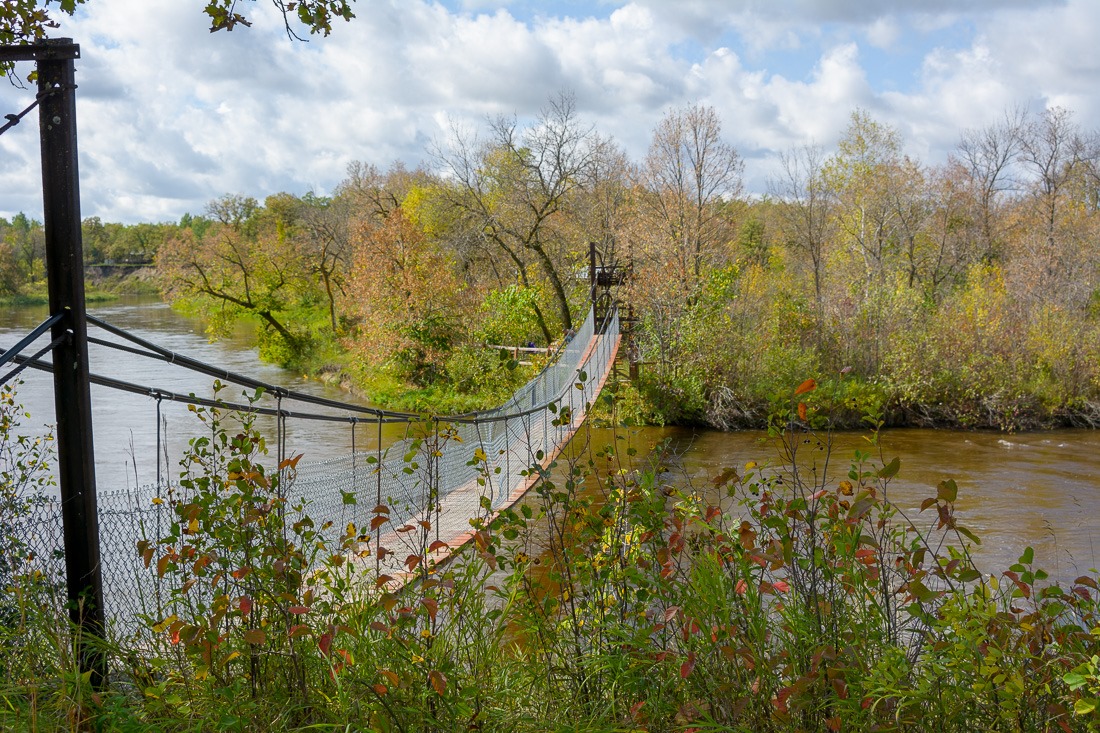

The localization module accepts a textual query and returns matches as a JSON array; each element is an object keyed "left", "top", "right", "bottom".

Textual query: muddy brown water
[{"left": 3, "top": 298, "right": 1098, "bottom": 584}]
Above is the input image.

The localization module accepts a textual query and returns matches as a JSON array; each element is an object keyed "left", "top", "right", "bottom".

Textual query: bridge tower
[{"left": 587, "top": 241, "right": 636, "bottom": 380}]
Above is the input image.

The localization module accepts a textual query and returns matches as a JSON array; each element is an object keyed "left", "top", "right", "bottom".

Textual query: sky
[{"left": 1, "top": 0, "right": 1097, "bottom": 224}]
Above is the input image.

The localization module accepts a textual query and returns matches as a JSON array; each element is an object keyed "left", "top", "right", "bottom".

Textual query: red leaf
[
  {"left": 243, "top": 628, "right": 266, "bottom": 645},
  {"left": 421, "top": 597, "right": 439, "bottom": 621},
  {"left": 318, "top": 632, "right": 333, "bottom": 657},
  {"left": 797, "top": 402, "right": 808, "bottom": 421},
  {"left": 735, "top": 579, "right": 748, "bottom": 595},
  {"left": 372, "top": 683, "right": 388, "bottom": 695},
  {"left": 370, "top": 515, "right": 389, "bottom": 531},
  {"left": 428, "top": 540, "right": 449, "bottom": 553},
  {"left": 794, "top": 378, "right": 817, "bottom": 396},
  {"left": 680, "top": 652, "right": 696, "bottom": 679},
  {"left": 774, "top": 686, "right": 793, "bottom": 713},
  {"left": 663, "top": 606, "right": 680, "bottom": 623},
  {"left": 288, "top": 605, "right": 309, "bottom": 615},
  {"left": 772, "top": 580, "right": 790, "bottom": 593},
  {"left": 238, "top": 596, "right": 252, "bottom": 615}
]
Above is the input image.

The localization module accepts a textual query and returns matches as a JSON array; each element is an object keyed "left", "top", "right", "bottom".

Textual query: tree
[
  {"left": 157, "top": 194, "right": 305, "bottom": 355},
  {"left": 954, "top": 106, "right": 1026, "bottom": 262},
  {"left": 1013, "top": 106, "right": 1095, "bottom": 303},
  {"left": 435, "top": 91, "right": 599, "bottom": 342},
  {"left": 347, "top": 207, "right": 467, "bottom": 385},
  {"left": 823, "top": 109, "right": 903, "bottom": 290},
  {"left": 638, "top": 103, "right": 743, "bottom": 287},
  {"left": 293, "top": 192, "right": 352, "bottom": 335},
  {"left": 774, "top": 144, "right": 833, "bottom": 324},
  {"left": 4, "top": 213, "right": 44, "bottom": 283},
  {"left": 918, "top": 161, "right": 983, "bottom": 301}
]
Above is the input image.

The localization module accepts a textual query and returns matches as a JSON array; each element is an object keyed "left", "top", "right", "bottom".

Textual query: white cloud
[
  {"left": 0, "top": 0, "right": 1095, "bottom": 224},
  {"left": 866, "top": 17, "right": 901, "bottom": 49}
]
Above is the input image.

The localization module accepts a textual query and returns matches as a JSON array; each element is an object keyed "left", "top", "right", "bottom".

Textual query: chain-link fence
[{"left": 4, "top": 307, "right": 619, "bottom": 635}]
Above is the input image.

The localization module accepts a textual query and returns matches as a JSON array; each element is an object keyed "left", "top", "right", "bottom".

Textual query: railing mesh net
[{"left": 4, "top": 307, "right": 619, "bottom": 633}]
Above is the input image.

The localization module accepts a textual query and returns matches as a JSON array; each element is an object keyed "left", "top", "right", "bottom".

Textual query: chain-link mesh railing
[{"left": 5, "top": 306, "right": 619, "bottom": 633}]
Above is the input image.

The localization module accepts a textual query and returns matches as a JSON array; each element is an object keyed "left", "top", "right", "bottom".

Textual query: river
[{"left": 2, "top": 297, "right": 1098, "bottom": 582}]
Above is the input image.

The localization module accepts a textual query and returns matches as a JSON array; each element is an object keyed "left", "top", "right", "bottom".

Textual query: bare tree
[
  {"left": 296, "top": 193, "right": 352, "bottom": 334},
  {"left": 1016, "top": 106, "right": 1091, "bottom": 300},
  {"left": 639, "top": 103, "right": 744, "bottom": 285},
  {"left": 955, "top": 105, "right": 1027, "bottom": 262},
  {"left": 773, "top": 144, "right": 833, "bottom": 321}
]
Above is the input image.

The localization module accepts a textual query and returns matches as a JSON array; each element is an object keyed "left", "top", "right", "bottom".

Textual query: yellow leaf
[
  {"left": 152, "top": 614, "right": 178, "bottom": 634},
  {"left": 429, "top": 669, "right": 447, "bottom": 695}
]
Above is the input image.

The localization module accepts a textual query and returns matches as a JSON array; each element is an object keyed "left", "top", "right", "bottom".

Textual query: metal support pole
[
  {"left": 36, "top": 39, "right": 106, "bottom": 687},
  {"left": 589, "top": 241, "right": 596, "bottom": 307}
]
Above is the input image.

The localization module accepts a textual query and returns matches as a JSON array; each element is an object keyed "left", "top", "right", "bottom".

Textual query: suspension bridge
[
  {"left": 0, "top": 39, "right": 626, "bottom": 687},
  {"left": 2, "top": 300, "right": 621, "bottom": 631}
]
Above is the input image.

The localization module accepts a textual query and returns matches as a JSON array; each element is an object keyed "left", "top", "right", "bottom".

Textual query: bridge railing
[{"left": 6, "top": 306, "right": 620, "bottom": 632}]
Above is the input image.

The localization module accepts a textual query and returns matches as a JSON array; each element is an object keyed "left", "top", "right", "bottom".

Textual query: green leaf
[
  {"left": 1074, "top": 698, "right": 1097, "bottom": 715},
  {"left": 1063, "top": 672, "right": 1087, "bottom": 688},
  {"left": 878, "top": 457, "right": 900, "bottom": 480},
  {"left": 956, "top": 525, "right": 982, "bottom": 546},
  {"left": 847, "top": 492, "right": 877, "bottom": 521},
  {"left": 1019, "top": 546, "right": 1034, "bottom": 565},
  {"left": 936, "top": 479, "right": 958, "bottom": 503},
  {"left": 908, "top": 579, "right": 938, "bottom": 602}
]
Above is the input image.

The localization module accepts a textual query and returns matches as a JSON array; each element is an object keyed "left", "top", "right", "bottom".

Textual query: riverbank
[
  {"left": 616, "top": 373, "right": 1100, "bottom": 433},
  {"left": 127, "top": 267, "right": 1100, "bottom": 432}
]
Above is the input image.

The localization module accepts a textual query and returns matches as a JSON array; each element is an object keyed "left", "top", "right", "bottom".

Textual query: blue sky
[{"left": 1, "top": 0, "right": 1096, "bottom": 223}]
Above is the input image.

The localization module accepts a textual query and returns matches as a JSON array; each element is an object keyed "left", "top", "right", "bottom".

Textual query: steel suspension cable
[{"left": 85, "top": 314, "right": 420, "bottom": 421}]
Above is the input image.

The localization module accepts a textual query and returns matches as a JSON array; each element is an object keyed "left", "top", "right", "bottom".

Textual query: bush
[{"left": 4, "top": 378, "right": 1100, "bottom": 731}]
